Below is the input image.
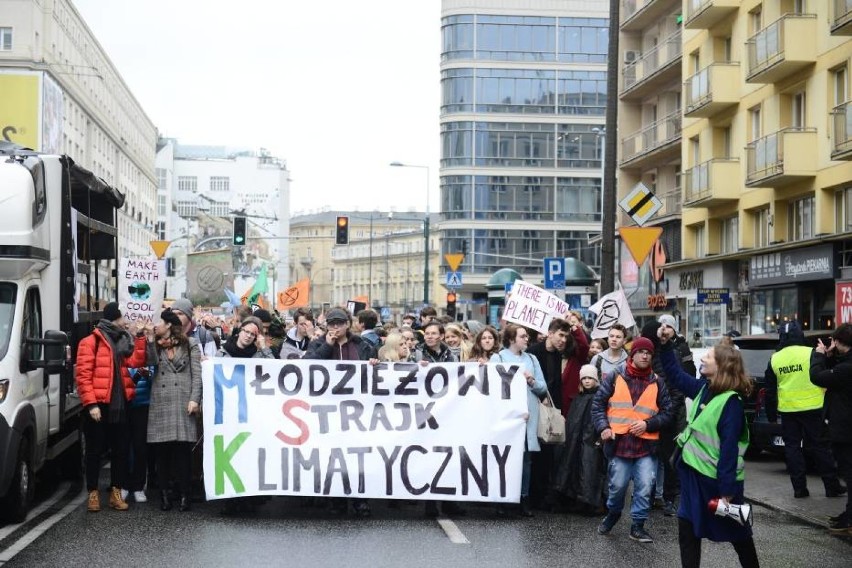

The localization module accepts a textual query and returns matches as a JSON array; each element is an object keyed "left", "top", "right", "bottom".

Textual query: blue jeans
[{"left": 606, "top": 455, "right": 657, "bottom": 522}]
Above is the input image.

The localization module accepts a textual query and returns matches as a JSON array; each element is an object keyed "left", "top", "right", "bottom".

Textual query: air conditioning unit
[{"left": 624, "top": 50, "right": 641, "bottom": 64}]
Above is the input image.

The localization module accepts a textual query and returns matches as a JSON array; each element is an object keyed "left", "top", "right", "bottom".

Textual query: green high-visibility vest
[
  {"left": 677, "top": 386, "right": 749, "bottom": 481},
  {"left": 770, "top": 345, "right": 824, "bottom": 413}
]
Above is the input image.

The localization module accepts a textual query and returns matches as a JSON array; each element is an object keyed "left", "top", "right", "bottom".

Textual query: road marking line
[
  {"left": 437, "top": 518, "right": 470, "bottom": 544},
  {"left": 0, "top": 490, "right": 86, "bottom": 564},
  {"left": 0, "top": 482, "right": 71, "bottom": 541}
]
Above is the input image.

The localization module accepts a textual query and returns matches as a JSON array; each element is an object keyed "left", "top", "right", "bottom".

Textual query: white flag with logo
[{"left": 589, "top": 289, "right": 635, "bottom": 339}]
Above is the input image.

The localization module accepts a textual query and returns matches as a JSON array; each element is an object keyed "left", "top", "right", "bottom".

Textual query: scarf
[
  {"left": 96, "top": 319, "right": 134, "bottom": 423},
  {"left": 625, "top": 358, "right": 653, "bottom": 380},
  {"left": 222, "top": 333, "right": 258, "bottom": 358}
]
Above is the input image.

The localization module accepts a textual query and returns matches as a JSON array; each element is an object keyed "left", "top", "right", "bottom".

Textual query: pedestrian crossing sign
[
  {"left": 446, "top": 271, "right": 463, "bottom": 289},
  {"left": 618, "top": 182, "right": 663, "bottom": 227}
]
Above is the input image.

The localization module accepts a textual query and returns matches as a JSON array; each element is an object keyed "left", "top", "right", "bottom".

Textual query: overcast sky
[{"left": 72, "top": 0, "right": 442, "bottom": 215}]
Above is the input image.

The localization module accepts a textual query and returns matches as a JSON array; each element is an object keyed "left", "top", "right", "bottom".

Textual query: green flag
[{"left": 249, "top": 263, "right": 268, "bottom": 306}]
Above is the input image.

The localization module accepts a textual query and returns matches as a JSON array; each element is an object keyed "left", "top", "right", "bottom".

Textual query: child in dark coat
[{"left": 552, "top": 364, "right": 607, "bottom": 514}]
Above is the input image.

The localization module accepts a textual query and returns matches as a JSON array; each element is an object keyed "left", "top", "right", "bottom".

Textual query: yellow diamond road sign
[{"left": 618, "top": 182, "right": 663, "bottom": 227}]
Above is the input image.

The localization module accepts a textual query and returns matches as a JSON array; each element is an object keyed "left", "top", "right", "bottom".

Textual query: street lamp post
[{"left": 390, "top": 162, "right": 430, "bottom": 306}]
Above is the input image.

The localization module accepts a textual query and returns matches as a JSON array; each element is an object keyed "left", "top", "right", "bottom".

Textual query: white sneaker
[
  {"left": 120, "top": 489, "right": 129, "bottom": 501},
  {"left": 133, "top": 491, "right": 147, "bottom": 503}
]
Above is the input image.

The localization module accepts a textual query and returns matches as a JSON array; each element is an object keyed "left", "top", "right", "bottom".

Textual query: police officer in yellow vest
[{"left": 765, "top": 321, "right": 845, "bottom": 499}]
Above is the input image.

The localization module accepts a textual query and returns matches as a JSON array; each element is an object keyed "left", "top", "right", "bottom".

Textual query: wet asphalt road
[{"left": 2, "top": 485, "right": 850, "bottom": 568}]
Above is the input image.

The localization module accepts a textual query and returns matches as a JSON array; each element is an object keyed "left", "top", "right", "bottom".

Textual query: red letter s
[{"left": 276, "top": 399, "right": 310, "bottom": 445}]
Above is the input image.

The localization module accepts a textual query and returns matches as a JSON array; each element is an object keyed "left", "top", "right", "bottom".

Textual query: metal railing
[
  {"left": 623, "top": 30, "right": 682, "bottom": 91},
  {"left": 684, "top": 161, "right": 712, "bottom": 203},
  {"left": 832, "top": 101, "right": 852, "bottom": 156},
  {"left": 684, "top": 62, "right": 734, "bottom": 112},
  {"left": 745, "top": 127, "right": 814, "bottom": 183},
  {"left": 621, "top": 110, "right": 682, "bottom": 162},
  {"left": 746, "top": 14, "right": 816, "bottom": 79},
  {"left": 834, "top": 0, "right": 852, "bottom": 31},
  {"left": 659, "top": 186, "right": 682, "bottom": 216}
]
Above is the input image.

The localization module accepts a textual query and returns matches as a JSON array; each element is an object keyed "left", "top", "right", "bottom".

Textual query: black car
[{"left": 733, "top": 330, "right": 832, "bottom": 457}]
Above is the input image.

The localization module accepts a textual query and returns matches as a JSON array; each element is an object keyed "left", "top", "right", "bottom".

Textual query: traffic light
[
  {"left": 336, "top": 216, "right": 350, "bottom": 245},
  {"left": 446, "top": 291, "right": 457, "bottom": 318},
  {"left": 232, "top": 216, "right": 247, "bottom": 246}
]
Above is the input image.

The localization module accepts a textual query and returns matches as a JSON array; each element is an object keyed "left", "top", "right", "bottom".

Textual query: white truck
[{"left": 0, "top": 145, "right": 123, "bottom": 521}]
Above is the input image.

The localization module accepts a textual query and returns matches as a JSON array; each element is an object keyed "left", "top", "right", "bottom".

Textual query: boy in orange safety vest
[{"left": 590, "top": 336, "right": 673, "bottom": 544}]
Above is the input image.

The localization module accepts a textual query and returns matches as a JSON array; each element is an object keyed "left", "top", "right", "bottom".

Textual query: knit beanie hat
[
  {"left": 579, "top": 364, "right": 599, "bottom": 382},
  {"left": 630, "top": 336, "right": 655, "bottom": 357},
  {"left": 103, "top": 302, "right": 122, "bottom": 322}
]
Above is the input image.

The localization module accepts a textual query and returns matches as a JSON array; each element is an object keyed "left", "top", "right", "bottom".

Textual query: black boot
[
  {"left": 178, "top": 494, "right": 191, "bottom": 512},
  {"left": 160, "top": 490, "right": 173, "bottom": 511}
]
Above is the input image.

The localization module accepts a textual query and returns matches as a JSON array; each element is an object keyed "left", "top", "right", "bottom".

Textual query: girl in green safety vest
[{"left": 657, "top": 327, "right": 760, "bottom": 568}]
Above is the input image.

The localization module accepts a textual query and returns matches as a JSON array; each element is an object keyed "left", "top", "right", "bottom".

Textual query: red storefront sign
[{"left": 836, "top": 281, "right": 852, "bottom": 324}]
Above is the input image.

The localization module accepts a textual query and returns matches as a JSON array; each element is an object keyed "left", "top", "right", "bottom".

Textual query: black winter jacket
[
  {"left": 303, "top": 333, "right": 376, "bottom": 361},
  {"left": 810, "top": 349, "right": 852, "bottom": 443}
]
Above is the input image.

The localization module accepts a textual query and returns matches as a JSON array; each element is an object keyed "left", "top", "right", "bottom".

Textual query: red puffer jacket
[{"left": 76, "top": 329, "right": 148, "bottom": 407}]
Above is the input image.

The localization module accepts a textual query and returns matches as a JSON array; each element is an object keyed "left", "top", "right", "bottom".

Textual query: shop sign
[
  {"left": 750, "top": 244, "right": 834, "bottom": 286},
  {"left": 836, "top": 281, "right": 852, "bottom": 324},
  {"left": 647, "top": 294, "right": 669, "bottom": 309},
  {"left": 679, "top": 271, "right": 703, "bottom": 290},
  {"left": 697, "top": 288, "right": 730, "bottom": 304}
]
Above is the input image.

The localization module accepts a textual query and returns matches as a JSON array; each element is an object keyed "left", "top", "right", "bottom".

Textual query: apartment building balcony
[
  {"left": 684, "top": 63, "right": 741, "bottom": 118},
  {"left": 832, "top": 0, "right": 852, "bottom": 35},
  {"left": 745, "top": 14, "right": 817, "bottom": 84},
  {"left": 831, "top": 101, "right": 852, "bottom": 160},
  {"left": 621, "top": 0, "right": 678, "bottom": 32},
  {"left": 684, "top": 0, "right": 739, "bottom": 30},
  {"left": 621, "top": 30, "right": 682, "bottom": 100},
  {"left": 620, "top": 111, "right": 682, "bottom": 169},
  {"left": 745, "top": 128, "right": 817, "bottom": 187},
  {"left": 683, "top": 159, "right": 740, "bottom": 208}
]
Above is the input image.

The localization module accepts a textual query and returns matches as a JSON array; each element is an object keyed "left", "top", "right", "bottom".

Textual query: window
[
  {"left": 789, "top": 196, "right": 814, "bottom": 241},
  {"left": 175, "top": 200, "right": 198, "bottom": 218},
  {"left": 693, "top": 224, "right": 705, "bottom": 257},
  {"left": 210, "top": 176, "right": 230, "bottom": 192},
  {"left": 177, "top": 176, "right": 197, "bottom": 192},
  {"left": 721, "top": 216, "right": 739, "bottom": 253},
  {"left": 834, "top": 66, "right": 847, "bottom": 106},
  {"left": 749, "top": 105, "right": 762, "bottom": 141},
  {"left": 156, "top": 168, "right": 167, "bottom": 190},
  {"left": 750, "top": 5, "right": 762, "bottom": 35},
  {"left": 156, "top": 221, "right": 166, "bottom": 240},
  {"left": 835, "top": 188, "right": 852, "bottom": 232},
  {"left": 792, "top": 91, "right": 806, "bottom": 128},
  {"left": 21, "top": 287, "right": 42, "bottom": 366},
  {"left": 753, "top": 208, "right": 770, "bottom": 248},
  {"left": 0, "top": 27, "right": 11, "bottom": 51}
]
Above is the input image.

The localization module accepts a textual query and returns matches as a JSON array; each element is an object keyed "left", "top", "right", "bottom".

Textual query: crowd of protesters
[{"left": 75, "top": 297, "right": 852, "bottom": 566}]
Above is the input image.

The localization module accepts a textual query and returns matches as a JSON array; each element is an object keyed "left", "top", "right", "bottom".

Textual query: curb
[{"left": 745, "top": 494, "right": 830, "bottom": 530}]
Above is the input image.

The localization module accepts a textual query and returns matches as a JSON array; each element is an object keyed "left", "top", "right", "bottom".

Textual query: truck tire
[{"left": 1, "top": 438, "right": 33, "bottom": 523}]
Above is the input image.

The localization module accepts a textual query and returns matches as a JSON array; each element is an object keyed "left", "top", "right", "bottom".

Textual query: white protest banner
[
  {"left": 589, "top": 288, "right": 636, "bottom": 339},
  {"left": 118, "top": 257, "right": 166, "bottom": 324},
  {"left": 502, "top": 280, "right": 572, "bottom": 334},
  {"left": 203, "top": 359, "right": 528, "bottom": 502}
]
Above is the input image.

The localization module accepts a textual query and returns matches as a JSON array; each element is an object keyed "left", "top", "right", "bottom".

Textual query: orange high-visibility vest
[{"left": 607, "top": 375, "right": 660, "bottom": 440}]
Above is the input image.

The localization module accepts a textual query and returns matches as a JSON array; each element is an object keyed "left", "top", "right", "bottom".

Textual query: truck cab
[{"left": 0, "top": 147, "right": 123, "bottom": 521}]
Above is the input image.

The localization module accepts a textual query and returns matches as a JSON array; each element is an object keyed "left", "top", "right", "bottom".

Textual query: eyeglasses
[{"left": 240, "top": 328, "right": 257, "bottom": 338}]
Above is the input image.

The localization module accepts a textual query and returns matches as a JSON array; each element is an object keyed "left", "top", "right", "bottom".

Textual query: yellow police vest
[{"left": 770, "top": 345, "right": 824, "bottom": 413}]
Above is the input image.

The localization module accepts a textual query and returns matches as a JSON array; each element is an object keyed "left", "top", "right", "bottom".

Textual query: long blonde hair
[
  {"left": 709, "top": 344, "right": 753, "bottom": 397},
  {"left": 378, "top": 332, "right": 405, "bottom": 362}
]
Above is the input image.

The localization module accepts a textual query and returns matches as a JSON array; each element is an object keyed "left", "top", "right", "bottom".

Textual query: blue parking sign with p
[{"left": 544, "top": 257, "right": 566, "bottom": 289}]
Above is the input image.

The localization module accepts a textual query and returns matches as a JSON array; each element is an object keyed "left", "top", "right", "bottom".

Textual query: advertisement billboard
[{"left": 0, "top": 73, "right": 40, "bottom": 149}]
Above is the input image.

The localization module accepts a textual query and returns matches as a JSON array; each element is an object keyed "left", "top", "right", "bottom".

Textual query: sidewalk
[{"left": 745, "top": 454, "right": 847, "bottom": 528}]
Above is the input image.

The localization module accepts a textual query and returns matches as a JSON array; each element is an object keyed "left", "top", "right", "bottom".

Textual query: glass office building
[{"left": 439, "top": 2, "right": 607, "bottom": 303}]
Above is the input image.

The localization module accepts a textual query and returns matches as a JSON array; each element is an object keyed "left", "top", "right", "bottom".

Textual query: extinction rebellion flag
[{"left": 203, "top": 359, "right": 529, "bottom": 503}]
